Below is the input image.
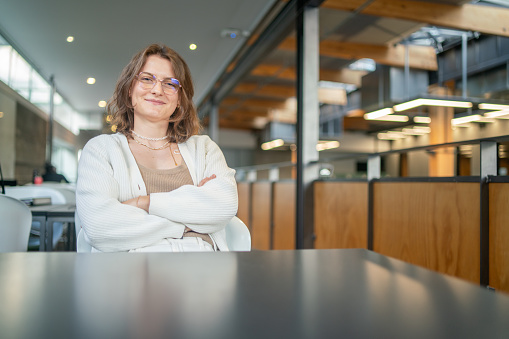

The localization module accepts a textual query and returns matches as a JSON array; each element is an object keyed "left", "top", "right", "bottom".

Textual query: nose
[{"left": 151, "top": 80, "right": 164, "bottom": 95}]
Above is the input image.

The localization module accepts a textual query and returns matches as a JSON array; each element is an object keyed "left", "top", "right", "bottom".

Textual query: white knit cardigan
[{"left": 76, "top": 133, "right": 238, "bottom": 252}]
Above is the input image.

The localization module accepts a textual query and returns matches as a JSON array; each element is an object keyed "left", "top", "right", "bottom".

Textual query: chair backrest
[
  {"left": 0, "top": 195, "right": 32, "bottom": 252},
  {"left": 225, "top": 216, "right": 251, "bottom": 251},
  {"left": 75, "top": 211, "right": 92, "bottom": 253},
  {"left": 75, "top": 214, "right": 252, "bottom": 252},
  {"left": 5, "top": 186, "right": 69, "bottom": 204}
]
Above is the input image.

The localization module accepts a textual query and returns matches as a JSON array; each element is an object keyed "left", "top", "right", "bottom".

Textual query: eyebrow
[{"left": 141, "top": 71, "right": 177, "bottom": 79}]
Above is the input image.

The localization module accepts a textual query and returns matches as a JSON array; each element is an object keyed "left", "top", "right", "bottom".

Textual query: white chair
[
  {"left": 0, "top": 195, "right": 32, "bottom": 252},
  {"left": 75, "top": 215, "right": 251, "bottom": 252},
  {"left": 5, "top": 186, "right": 69, "bottom": 204},
  {"left": 225, "top": 216, "right": 251, "bottom": 251},
  {"left": 24, "top": 182, "right": 76, "bottom": 203},
  {"left": 4, "top": 186, "right": 71, "bottom": 250},
  {"left": 75, "top": 212, "right": 92, "bottom": 253}
]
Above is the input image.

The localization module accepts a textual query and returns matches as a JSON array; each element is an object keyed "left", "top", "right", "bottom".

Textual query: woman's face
[{"left": 131, "top": 55, "right": 180, "bottom": 124}]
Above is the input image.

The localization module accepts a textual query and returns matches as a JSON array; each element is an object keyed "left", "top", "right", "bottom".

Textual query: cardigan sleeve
[
  {"left": 76, "top": 137, "right": 185, "bottom": 252},
  {"left": 149, "top": 136, "right": 238, "bottom": 234}
]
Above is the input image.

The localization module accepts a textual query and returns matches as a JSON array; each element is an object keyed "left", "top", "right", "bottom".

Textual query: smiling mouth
[{"left": 146, "top": 99, "right": 165, "bottom": 105}]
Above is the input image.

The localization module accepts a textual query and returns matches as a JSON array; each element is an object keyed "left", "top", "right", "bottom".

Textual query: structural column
[
  {"left": 296, "top": 2, "right": 320, "bottom": 249},
  {"left": 46, "top": 76, "right": 55, "bottom": 164},
  {"left": 428, "top": 86, "right": 454, "bottom": 176}
]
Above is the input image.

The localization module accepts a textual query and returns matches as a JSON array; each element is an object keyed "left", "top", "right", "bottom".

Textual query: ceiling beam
[
  {"left": 320, "top": 68, "right": 367, "bottom": 87},
  {"left": 250, "top": 64, "right": 366, "bottom": 86},
  {"left": 219, "top": 107, "right": 269, "bottom": 118},
  {"left": 221, "top": 97, "right": 287, "bottom": 110},
  {"left": 322, "top": 0, "right": 509, "bottom": 38},
  {"left": 250, "top": 64, "right": 295, "bottom": 80},
  {"left": 219, "top": 119, "right": 258, "bottom": 130},
  {"left": 233, "top": 83, "right": 296, "bottom": 98},
  {"left": 279, "top": 37, "right": 438, "bottom": 70}
]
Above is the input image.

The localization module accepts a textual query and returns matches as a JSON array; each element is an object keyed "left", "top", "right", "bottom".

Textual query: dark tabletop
[{"left": 0, "top": 249, "right": 508, "bottom": 339}]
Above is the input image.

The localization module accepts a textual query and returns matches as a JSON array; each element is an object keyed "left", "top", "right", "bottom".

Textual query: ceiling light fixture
[
  {"left": 261, "top": 139, "right": 284, "bottom": 150},
  {"left": 86, "top": 77, "right": 96, "bottom": 84},
  {"left": 479, "top": 103, "right": 509, "bottom": 110},
  {"left": 316, "top": 141, "right": 340, "bottom": 151},
  {"left": 485, "top": 109, "right": 509, "bottom": 119},
  {"left": 393, "top": 98, "right": 472, "bottom": 112},
  {"left": 364, "top": 107, "right": 394, "bottom": 120},
  {"left": 414, "top": 116, "right": 431, "bottom": 124},
  {"left": 189, "top": 44, "right": 197, "bottom": 50},
  {"left": 98, "top": 100, "right": 107, "bottom": 108},
  {"left": 402, "top": 128, "right": 426, "bottom": 135},
  {"left": 377, "top": 132, "right": 406, "bottom": 140},
  {"left": 413, "top": 126, "right": 431, "bottom": 133},
  {"left": 368, "top": 114, "right": 409, "bottom": 122},
  {"left": 66, "top": 36, "right": 74, "bottom": 42},
  {"left": 451, "top": 114, "right": 481, "bottom": 126}
]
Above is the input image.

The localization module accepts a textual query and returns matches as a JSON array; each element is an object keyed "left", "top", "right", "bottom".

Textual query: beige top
[{"left": 138, "top": 161, "right": 214, "bottom": 247}]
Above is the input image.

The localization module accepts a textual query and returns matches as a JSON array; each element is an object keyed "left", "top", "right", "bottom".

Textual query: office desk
[
  {"left": 30, "top": 204, "right": 76, "bottom": 251},
  {"left": 0, "top": 249, "right": 508, "bottom": 339}
]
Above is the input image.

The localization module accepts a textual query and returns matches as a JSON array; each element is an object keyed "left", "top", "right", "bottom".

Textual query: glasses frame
[{"left": 136, "top": 72, "right": 181, "bottom": 95}]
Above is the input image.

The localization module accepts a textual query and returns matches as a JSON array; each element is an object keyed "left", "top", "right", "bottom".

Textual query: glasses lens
[
  {"left": 162, "top": 78, "right": 180, "bottom": 94},
  {"left": 138, "top": 72, "right": 155, "bottom": 88},
  {"left": 137, "top": 72, "right": 180, "bottom": 94}
]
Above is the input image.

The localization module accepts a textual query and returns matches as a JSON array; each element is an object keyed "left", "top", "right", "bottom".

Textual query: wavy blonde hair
[{"left": 108, "top": 43, "right": 200, "bottom": 143}]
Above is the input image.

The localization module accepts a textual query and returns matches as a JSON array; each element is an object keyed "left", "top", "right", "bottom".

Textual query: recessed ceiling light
[
  {"left": 67, "top": 36, "right": 74, "bottom": 42},
  {"left": 189, "top": 44, "right": 197, "bottom": 50},
  {"left": 98, "top": 100, "right": 107, "bottom": 107},
  {"left": 0, "top": 112, "right": 4, "bottom": 118},
  {"left": 87, "top": 77, "right": 96, "bottom": 84}
]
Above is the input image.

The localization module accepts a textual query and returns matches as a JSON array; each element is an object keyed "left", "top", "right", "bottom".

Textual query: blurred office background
[{"left": 2, "top": 0, "right": 509, "bottom": 291}]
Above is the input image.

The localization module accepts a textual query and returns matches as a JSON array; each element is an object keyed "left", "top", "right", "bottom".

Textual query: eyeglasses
[{"left": 136, "top": 72, "right": 181, "bottom": 95}]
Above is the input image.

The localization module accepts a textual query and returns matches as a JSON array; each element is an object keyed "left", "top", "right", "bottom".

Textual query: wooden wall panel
[
  {"left": 251, "top": 182, "right": 272, "bottom": 250},
  {"left": 373, "top": 182, "right": 480, "bottom": 283},
  {"left": 314, "top": 182, "right": 368, "bottom": 249},
  {"left": 273, "top": 182, "right": 296, "bottom": 250},
  {"left": 489, "top": 183, "right": 509, "bottom": 293},
  {"left": 237, "top": 182, "right": 250, "bottom": 227}
]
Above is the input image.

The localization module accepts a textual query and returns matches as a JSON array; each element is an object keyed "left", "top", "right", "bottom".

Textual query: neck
[{"left": 132, "top": 120, "right": 168, "bottom": 139}]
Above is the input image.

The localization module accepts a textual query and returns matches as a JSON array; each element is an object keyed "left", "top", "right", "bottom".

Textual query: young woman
[{"left": 76, "top": 44, "right": 238, "bottom": 252}]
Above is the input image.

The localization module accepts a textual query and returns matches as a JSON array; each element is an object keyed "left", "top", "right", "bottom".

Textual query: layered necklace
[
  {"left": 131, "top": 130, "right": 179, "bottom": 166},
  {"left": 131, "top": 129, "right": 169, "bottom": 149}
]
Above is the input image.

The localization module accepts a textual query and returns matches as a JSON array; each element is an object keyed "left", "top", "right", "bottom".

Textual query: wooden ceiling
[{"left": 208, "top": 0, "right": 509, "bottom": 132}]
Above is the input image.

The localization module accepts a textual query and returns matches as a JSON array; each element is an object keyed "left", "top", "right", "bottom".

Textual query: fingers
[{"left": 198, "top": 174, "right": 216, "bottom": 187}]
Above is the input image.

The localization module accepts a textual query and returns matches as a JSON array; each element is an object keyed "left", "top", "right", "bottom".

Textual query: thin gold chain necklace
[
  {"left": 132, "top": 137, "right": 171, "bottom": 150},
  {"left": 169, "top": 144, "right": 178, "bottom": 166},
  {"left": 132, "top": 137, "right": 178, "bottom": 166}
]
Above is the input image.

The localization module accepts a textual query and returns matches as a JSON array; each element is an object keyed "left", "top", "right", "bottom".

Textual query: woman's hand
[
  {"left": 122, "top": 195, "right": 150, "bottom": 212},
  {"left": 198, "top": 174, "right": 216, "bottom": 187}
]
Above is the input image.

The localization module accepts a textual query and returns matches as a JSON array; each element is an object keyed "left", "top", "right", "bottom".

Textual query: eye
[
  {"left": 163, "top": 81, "right": 178, "bottom": 89},
  {"left": 163, "top": 78, "right": 180, "bottom": 89},
  {"left": 139, "top": 73, "right": 154, "bottom": 82}
]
